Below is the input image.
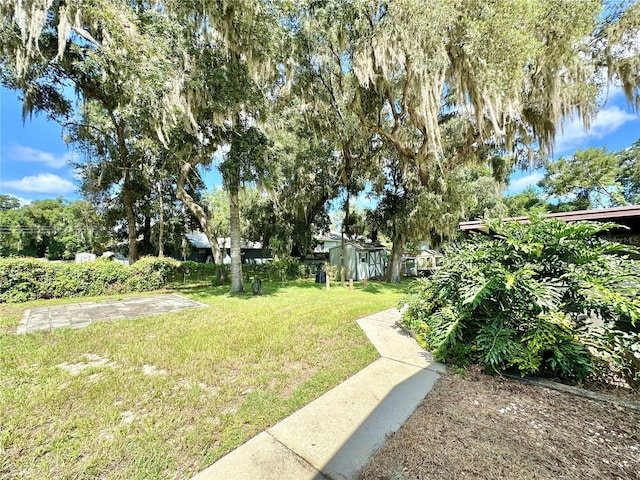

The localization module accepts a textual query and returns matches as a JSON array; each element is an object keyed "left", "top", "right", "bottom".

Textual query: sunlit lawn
[{"left": 0, "top": 279, "right": 406, "bottom": 479}]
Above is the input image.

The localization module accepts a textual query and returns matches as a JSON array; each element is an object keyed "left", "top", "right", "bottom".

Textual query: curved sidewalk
[{"left": 191, "top": 308, "right": 446, "bottom": 480}]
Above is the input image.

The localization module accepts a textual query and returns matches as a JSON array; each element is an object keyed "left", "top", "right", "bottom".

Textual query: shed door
[
  {"left": 357, "top": 252, "right": 368, "bottom": 280},
  {"left": 368, "top": 250, "right": 384, "bottom": 277}
]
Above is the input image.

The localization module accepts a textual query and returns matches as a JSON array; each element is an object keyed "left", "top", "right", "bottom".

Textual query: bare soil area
[{"left": 359, "top": 369, "right": 640, "bottom": 480}]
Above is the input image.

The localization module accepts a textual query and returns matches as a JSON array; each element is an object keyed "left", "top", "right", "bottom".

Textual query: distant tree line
[
  {"left": 503, "top": 140, "right": 640, "bottom": 216},
  {"left": 0, "top": 196, "right": 102, "bottom": 260}
]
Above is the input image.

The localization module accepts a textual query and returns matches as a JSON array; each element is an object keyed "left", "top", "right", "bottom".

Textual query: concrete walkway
[
  {"left": 17, "top": 294, "right": 208, "bottom": 334},
  {"left": 191, "top": 308, "right": 446, "bottom": 480}
]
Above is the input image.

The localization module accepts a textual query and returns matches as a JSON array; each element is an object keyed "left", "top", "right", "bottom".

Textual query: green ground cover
[{"left": 0, "top": 280, "right": 405, "bottom": 480}]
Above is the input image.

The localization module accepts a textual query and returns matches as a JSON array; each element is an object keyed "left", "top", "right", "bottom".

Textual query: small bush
[
  {"left": 243, "top": 263, "right": 268, "bottom": 280},
  {"left": 324, "top": 262, "right": 349, "bottom": 282},
  {"left": 402, "top": 217, "right": 640, "bottom": 386},
  {"left": 267, "top": 256, "right": 306, "bottom": 281}
]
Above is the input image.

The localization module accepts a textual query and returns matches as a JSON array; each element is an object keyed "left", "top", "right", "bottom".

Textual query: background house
[
  {"left": 402, "top": 249, "right": 443, "bottom": 277},
  {"left": 303, "top": 231, "right": 344, "bottom": 263},
  {"left": 183, "top": 232, "right": 270, "bottom": 263}
]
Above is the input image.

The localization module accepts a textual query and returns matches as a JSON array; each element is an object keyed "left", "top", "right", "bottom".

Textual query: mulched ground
[{"left": 359, "top": 369, "right": 640, "bottom": 480}]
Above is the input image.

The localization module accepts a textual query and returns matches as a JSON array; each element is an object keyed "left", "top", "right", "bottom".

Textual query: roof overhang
[{"left": 460, "top": 205, "right": 640, "bottom": 234}]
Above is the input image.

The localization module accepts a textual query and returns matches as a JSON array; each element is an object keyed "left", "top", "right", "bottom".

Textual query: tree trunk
[
  {"left": 176, "top": 161, "right": 223, "bottom": 263},
  {"left": 157, "top": 183, "right": 164, "bottom": 258},
  {"left": 141, "top": 214, "right": 152, "bottom": 256},
  {"left": 341, "top": 188, "right": 351, "bottom": 286},
  {"left": 340, "top": 230, "right": 346, "bottom": 285},
  {"left": 384, "top": 234, "right": 405, "bottom": 283},
  {"left": 229, "top": 188, "right": 244, "bottom": 293},
  {"left": 291, "top": 242, "right": 303, "bottom": 259},
  {"left": 122, "top": 167, "right": 138, "bottom": 264},
  {"left": 113, "top": 116, "right": 137, "bottom": 264}
]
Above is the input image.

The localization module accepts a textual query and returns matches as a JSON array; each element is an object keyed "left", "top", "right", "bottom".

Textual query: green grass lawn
[{"left": 0, "top": 279, "right": 406, "bottom": 480}]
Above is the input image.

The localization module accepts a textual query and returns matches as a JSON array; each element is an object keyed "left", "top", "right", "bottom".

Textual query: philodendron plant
[{"left": 402, "top": 216, "right": 640, "bottom": 388}]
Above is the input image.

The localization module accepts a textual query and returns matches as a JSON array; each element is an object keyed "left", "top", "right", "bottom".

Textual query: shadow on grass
[{"left": 172, "top": 278, "right": 410, "bottom": 301}]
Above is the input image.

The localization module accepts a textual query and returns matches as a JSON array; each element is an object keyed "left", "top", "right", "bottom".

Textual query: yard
[
  {"left": 360, "top": 368, "right": 640, "bottom": 480},
  {"left": 0, "top": 280, "right": 406, "bottom": 480}
]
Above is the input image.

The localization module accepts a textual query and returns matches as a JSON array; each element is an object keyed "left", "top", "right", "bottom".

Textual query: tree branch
[
  {"left": 71, "top": 27, "right": 102, "bottom": 48},
  {"left": 355, "top": 107, "right": 416, "bottom": 160},
  {"left": 63, "top": 121, "right": 116, "bottom": 144}
]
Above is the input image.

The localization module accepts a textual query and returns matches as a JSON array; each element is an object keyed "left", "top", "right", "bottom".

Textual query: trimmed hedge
[
  {"left": 0, "top": 257, "right": 181, "bottom": 303},
  {"left": 0, "top": 256, "right": 315, "bottom": 303}
]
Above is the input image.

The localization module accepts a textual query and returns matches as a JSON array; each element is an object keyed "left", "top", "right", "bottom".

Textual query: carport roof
[
  {"left": 459, "top": 205, "right": 640, "bottom": 234},
  {"left": 184, "top": 232, "right": 263, "bottom": 250}
]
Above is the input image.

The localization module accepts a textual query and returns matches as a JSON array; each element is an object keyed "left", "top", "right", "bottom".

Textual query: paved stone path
[{"left": 17, "top": 294, "right": 208, "bottom": 334}]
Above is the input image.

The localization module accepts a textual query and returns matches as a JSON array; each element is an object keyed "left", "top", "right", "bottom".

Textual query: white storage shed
[{"left": 328, "top": 242, "right": 387, "bottom": 280}]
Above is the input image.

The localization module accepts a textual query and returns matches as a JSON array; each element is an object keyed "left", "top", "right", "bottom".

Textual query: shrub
[
  {"left": 46, "top": 260, "right": 129, "bottom": 298},
  {"left": 0, "top": 256, "right": 180, "bottom": 303},
  {"left": 0, "top": 258, "right": 56, "bottom": 302},
  {"left": 262, "top": 256, "right": 306, "bottom": 281},
  {"left": 323, "top": 262, "right": 349, "bottom": 282},
  {"left": 243, "top": 263, "right": 268, "bottom": 281},
  {"left": 175, "top": 261, "right": 215, "bottom": 283},
  {"left": 210, "top": 264, "right": 230, "bottom": 286},
  {"left": 126, "top": 256, "right": 182, "bottom": 291},
  {"left": 401, "top": 217, "right": 640, "bottom": 385}
]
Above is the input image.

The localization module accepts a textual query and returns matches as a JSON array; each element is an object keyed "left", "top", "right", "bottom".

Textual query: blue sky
[
  {"left": 1, "top": 84, "right": 639, "bottom": 204},
  {"left": 1, "top": 88, "right": 79, "bottom": 204},
  {"left": 0, "top": 86, "right": 224, "bottom": 204},
  {"left": 504, "top": 86, "right": 640, "bottom": 196}
]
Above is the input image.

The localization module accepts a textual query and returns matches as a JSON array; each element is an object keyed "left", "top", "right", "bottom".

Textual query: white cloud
[
  {"left": 506, "top": 172, "right": 544, "bottom": 194},
  {"left": 1, "top": 174, "right": 76, "bottom": 194},
  {"left": 13, "top": 195, "right": 33, "bottom": 206},
  {"left": 599, "top": 83, "right": 627, "bottom": 104},
  {"left": 9, "top": 144, "right": 74, "bottom": 169},
  {"left": 0, "top": 194, "right": 33, "bottom": 206},
  {"left": 554, "top": 105, "right": 637, "bottom": 154},
  {"left": 212, "top": 144, "right": 231, "bottom": 162}
]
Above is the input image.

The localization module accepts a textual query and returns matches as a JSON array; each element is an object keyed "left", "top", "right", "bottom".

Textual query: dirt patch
[
  {"left": 279, "top": 360, "right": 319, "bottom": 399},
  {"left": 359, "top": 370, "right": 640, "bottom": 480},
  {"left": 142, "top": 364, "right": 168, "bottom": 376},
  {"left": 57, "top": 354, "right": 117, "bottom": 375}
]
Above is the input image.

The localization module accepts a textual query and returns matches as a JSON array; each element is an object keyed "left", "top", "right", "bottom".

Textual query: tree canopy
[
  {"left": 0, "top": 197, "right": 104, "bottom": 259},
  {"left": 2, "top": 0, "right": 640, "bottom": 284}
]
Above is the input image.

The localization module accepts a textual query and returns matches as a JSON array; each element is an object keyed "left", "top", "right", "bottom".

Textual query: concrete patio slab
[{"left": 17, "top": 294, "right": 208, "bottom": 334}]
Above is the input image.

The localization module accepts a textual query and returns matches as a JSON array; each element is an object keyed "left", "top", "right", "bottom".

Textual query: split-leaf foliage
[{"left": 402, "top": 217, "right": 640, "bottom": 388}]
